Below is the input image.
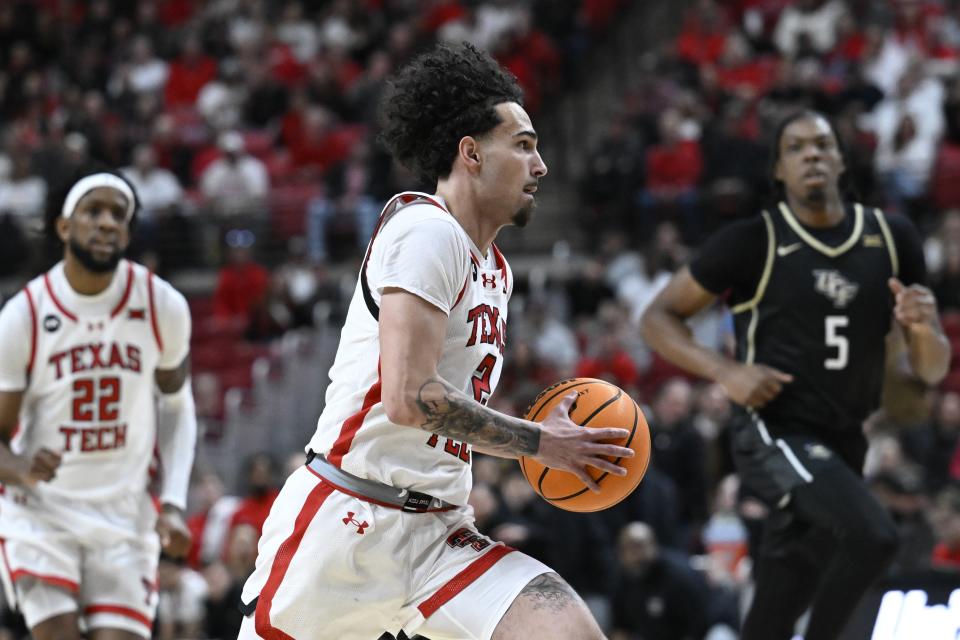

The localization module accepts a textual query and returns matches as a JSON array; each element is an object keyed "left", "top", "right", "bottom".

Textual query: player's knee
[
  {"left": 494, "top": 574, "right": 605, "bottom": 640},
  {"left": 30, "top": 614, "right": 83, "bottom": 640}
]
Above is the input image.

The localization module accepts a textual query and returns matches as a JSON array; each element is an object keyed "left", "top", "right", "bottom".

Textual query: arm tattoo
[
  {"left": 517, "top": 573, "right": 578, "bottom": 613},
  {"left": 415, "top": 378, "right": 540, "bottom": 456}
]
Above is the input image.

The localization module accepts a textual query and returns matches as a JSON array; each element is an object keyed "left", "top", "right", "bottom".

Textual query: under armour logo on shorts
[{"left": 342, "top": 511, "right": 369, "bottom": 534}]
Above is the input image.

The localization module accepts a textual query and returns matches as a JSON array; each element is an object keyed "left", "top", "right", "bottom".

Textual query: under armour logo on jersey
[
  {"left": 342, "top": 511, "right": 369, "bottom": 534},
  {"left": 141, "top": 577, "right": 157, "bottom": 606},
  {"left": 127, "top": 308, "right": 146, "bottom": 320},
  {"left": 481, "top": 273, "right": 498, "bottom": 290},
  {"left": 87, "top": 321, "right": 105, "bottom": 331},
  {"left": 813, "top": 270, "right": 859, "bottom": 309}
]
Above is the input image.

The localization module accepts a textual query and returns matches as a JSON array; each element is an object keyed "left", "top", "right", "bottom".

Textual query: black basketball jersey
[{"left": 728, "top": 202, "right": 900, "bottom": 435}]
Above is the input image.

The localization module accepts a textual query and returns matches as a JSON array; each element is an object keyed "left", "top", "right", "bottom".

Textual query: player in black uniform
[{"left": 640, "top": 110, "right": 951, "bottom": 640}]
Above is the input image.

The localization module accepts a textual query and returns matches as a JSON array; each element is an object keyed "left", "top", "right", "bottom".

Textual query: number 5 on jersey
[{"left": 824, "top": 316, "right": 848, "bottom": 370}]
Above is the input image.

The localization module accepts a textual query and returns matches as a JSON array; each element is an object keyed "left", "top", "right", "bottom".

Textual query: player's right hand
[
  {"left": 720, "top": 362, "right": 793, "bottom": 408},
  {"left": 18, "top": 448, "right": 62, "bottom": 486},
  {"left": 533, "top": 391, "right": 634, "bottom": 493}
]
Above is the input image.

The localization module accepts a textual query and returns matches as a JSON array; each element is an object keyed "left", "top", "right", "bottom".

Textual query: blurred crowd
[
  {"left": 2, "top": 0, "right": 960, "bottom": 639},
  {"left": 0, "top": 0, "right": 622, "bottom": 277}
]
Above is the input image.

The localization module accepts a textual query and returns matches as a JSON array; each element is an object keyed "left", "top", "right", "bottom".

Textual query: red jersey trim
[
  {"left": 491, "top": 243, "right": 509, "bottom": 291},
  {"left": 85, "top": 604, "right": 153, "bottom": 629},
  {"left": 43, "top": 273, "right": 78, "bottom": 322},
  {"left": 304, "top": 467, "right": 456, "bottom": 513},
  {"left": 23, "top": 286, "right": 37, "bottom": 379},
  {"left": 0, "top": 538, "right": 80, "bottom": 594},
  {"left": 451, "top": 275, "right": 470, "bottom": 310},
  {"left": 109, "top": 261, "right": 135, "bottom": 318},
  {"left": 417, "top": 544, "right": 516, "bottom": 618},
  {"left": 255, "top": 482, "right": 335, "bottom": 640},
  {"left": 327, "top": 362, "right": 382, "bottom": 468},
  {"left": 146, "top": 272, "right": 163, "bottom": 352}
]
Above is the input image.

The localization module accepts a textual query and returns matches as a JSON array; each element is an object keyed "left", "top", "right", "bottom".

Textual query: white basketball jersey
[
  {"left": 306, "top": 192, "right": 512, "bottom": 506},
  {"left": 7, "top": 260, "right": 181, "bottom": 502}
]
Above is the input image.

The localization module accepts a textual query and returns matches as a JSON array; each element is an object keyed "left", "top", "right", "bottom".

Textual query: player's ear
[
  {"left": 773, "top": 158, "right": 784, "bottom": 183},
  {"left": 459, "top": 136, "right": 481, "bottom": 171},
  {"left": 56, "top": 216, "right": 70, "bottom": 243}
]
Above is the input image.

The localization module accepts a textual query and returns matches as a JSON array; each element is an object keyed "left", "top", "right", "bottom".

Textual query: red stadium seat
[
  {"left": 932, "top": 143, "right": 960, "bottom": 210},
  {"left": 941, "top": 311, "right": 960, "bottom": 339},
  {"left": 943, "top": 369, "right": 960, "bottom": 393},
  {"left": 242, "top": 130, "right": 275, "bottom": 160},
  {"left": 270, "top": 184, "right": 322, "bottom": 240}
]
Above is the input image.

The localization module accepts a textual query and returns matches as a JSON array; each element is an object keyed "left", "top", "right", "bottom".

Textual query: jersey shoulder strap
[{"left": 360, "top": 192, "right": 449, "bottom": 320}]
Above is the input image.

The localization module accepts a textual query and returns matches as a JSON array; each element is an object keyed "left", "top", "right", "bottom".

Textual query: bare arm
[
  {"left": 640, "top": 267, "right": 730, "bottom": 381},
  {"left": 379, "top": 289, "right": 633, "bottom": 489},
  {"left": 0, "top": 390, "right": 60, "bottom": 486},
  {"left": 640, "top": 267, "right": 792, "bottom": 407},
  {"left": 889, "top": 278, "right": 950, "bottom": 385},
  {"left": 155, "top": 356, "right": 189, "bottom": 393},
  {"left": 379, "top": 289, "right": 538, "bottom": 457}
]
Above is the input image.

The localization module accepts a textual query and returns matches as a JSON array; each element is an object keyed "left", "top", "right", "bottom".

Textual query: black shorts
[{"left": 731, "top": 413, "right": 867, "bottom": 508}]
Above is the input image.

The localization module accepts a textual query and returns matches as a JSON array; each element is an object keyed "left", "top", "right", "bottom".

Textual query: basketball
[{"left": 519, "top": 378, "right": 651, "bottom": 513}]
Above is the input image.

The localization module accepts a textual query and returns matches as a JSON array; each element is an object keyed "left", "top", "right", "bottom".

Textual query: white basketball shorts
[
  {"left": 0, "top": 488, "right": 160, "bottom": 637},
  {"left": 238, "top": 465, "right": 551, "bottom": 640}
]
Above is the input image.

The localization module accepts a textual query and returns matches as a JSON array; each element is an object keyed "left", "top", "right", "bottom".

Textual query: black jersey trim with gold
[
  {"left": 731, "top": 210, "right": 776, "bottom": 316},
  {"left": 871, "top": 207, "right": 899, "bottom": 278},
  {"left": 731, "top": 210, "right": 776, "bottom": 366},
  {"left": 777, "top": 201, "right": 864, "bottom": 258}
]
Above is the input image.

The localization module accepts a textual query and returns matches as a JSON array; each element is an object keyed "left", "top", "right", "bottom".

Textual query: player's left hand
[
  {"left": 889, "top": 278, "right": 939, "bottom": 330},
  {"left": 157, "top": 505, "right": 192, "bottom": 559}
]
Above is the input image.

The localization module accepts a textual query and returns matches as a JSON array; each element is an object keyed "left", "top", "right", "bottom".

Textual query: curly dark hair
[{"left": 378, "top": 42, "right": 524, "bottom": 184}]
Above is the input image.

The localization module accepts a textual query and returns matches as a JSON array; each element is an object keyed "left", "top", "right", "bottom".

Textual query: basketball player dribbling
[
  {"left": 0, "top": 167, "right": 197, "bottom": 639},
  {"left": 238, "top": 43, "right": 634, "bottom": 640}
]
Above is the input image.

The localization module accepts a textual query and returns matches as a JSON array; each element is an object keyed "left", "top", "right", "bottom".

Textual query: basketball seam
[
  {"left": 538, "top": 388, "right": 630, "bottom": 501},
  {"left": 549, "top": 400, "right": 646, "bottom": 511}
]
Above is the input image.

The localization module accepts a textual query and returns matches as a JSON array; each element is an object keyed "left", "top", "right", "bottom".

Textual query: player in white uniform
[
  {"left": 0, "top": 168, "right": 198, "bottom": 639},
  {"left": 239, "top": 43, "right": 633, "bottom": 640}
]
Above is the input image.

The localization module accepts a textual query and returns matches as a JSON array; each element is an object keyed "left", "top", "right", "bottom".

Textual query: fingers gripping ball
[{"left": 520, "top": 378, "right": 651, "bottom": 512}]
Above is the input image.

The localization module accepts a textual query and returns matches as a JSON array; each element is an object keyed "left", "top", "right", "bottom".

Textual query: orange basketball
[{"left": 519, "top": 378, "right": 651, "bottom": 513}]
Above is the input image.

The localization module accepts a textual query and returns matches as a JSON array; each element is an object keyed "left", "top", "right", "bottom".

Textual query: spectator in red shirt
[
  {"left": 287, "top": 106, "right": 353, "bottom": 174},
  {"left": 638, "top": 108, "right": 704, "bottom": 242},
  {"left": 164, "top": 34, "right": 217, "bottom": 108},
  {"left": 185, "top": 470, "right": 240, "bottom": 570},
  {"left": 676, "top": 0, "right": 730, "bottom": 68},
  {"left": 575, "top": 303, "right": 640, "bottom": 390},
  {"left": 929, "top": 484, "right": 960, "bottom": 570},
  {"left": 421, "top": 0, "right": 467, "bottom": 33},
  {"left": 227, "top": 452, "right": 281, "bottom": 538},
  {"left": 212, "top": 229, "right": 270, "bottom": 326}
]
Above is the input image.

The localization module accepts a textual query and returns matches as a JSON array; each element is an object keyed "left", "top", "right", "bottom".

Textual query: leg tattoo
[{"left": 518, "top": 573, "right": 578, "bottom": 613}]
